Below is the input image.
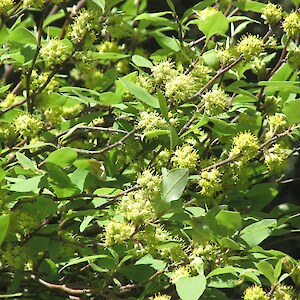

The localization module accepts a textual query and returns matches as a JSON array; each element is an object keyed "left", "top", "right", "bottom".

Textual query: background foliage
[{"left": 0, "top": 0, "right": 300, "bottom": 299}]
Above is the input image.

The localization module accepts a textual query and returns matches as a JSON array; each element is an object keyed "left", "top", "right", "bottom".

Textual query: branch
[
  {"left": 69, "top": 129, "right": 138, "bottom": 155},
  {"left": 54, "top": 184, "right": 140, "bottom": 201}
]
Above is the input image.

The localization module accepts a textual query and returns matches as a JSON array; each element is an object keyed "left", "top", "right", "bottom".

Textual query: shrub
[{"left": 0, "top": 0, "right": 300, "bottom": 299}]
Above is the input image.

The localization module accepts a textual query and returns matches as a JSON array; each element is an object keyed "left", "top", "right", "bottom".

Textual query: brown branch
[
  {"left": 69, "top": 129, "right": 138, "bottom": 155},
  {"left": 119, "top": 269, "right": 167, "bottom": 293},
  {"left": 54, "top": 184, "right": 140, "bottom": 201}
]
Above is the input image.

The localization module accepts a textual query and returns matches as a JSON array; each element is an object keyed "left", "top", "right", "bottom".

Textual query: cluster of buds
[
  {"left": 243, "top": 285, "right": 269, "bottom": 300},
  {"left": 202, "top": 88, "right": 231, "bottom": 116},
  {"left": 40, "top": 39, "right": 69, "bottom": 66},
  {"left": 15, "top": 113, "right": 43, "bottom": 137},
  {"left": 68, "top": 9, "right": 101, "bottom": 45},
  {"left": 0, "top": 0, "right": 14, "bottom": 14},
  {"left": 172, "top": 144, "right": 199, "bottom": 169}
]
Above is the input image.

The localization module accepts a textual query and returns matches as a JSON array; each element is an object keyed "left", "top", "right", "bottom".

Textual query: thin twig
[{"left": 69, "top": 129, "right": 138, "bottom": 155}]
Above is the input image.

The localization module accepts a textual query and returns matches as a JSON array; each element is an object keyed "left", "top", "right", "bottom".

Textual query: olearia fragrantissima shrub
[{"left": 0, "top": 0, "right": 300, "bottom": 299}]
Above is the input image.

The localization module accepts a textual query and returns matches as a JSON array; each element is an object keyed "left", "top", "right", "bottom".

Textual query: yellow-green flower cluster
[
  {"left": 190, "top": 63, "right": 212, "bottom": 86},
  {"left": 105, "top": 220, "right": 135, "bottom": 246},
  {"left": 151, "top": 60, "right": 177, "bottom": 85},
  {"left": 261, "top": 3, "right": 283, "bottom": 26},
  {"left": 217, "top": 46, "right": 239, "bottom": 65},
  {"left": 283, "top": 11, "right": 300, "bottom": 37},
  {"left": 264, "top": 144, "right": 288, "bottom": 174},
  {"left": 40, "top": 39, "right": 69, "bottom": 66},
  {"left": 272, "top": 283, "right": 295, "bottom": 300},
  {"left": 23, "top": 0, "right": 48, "bottom": 8},
  {"left": 10, "top": 210, "right": 40, "bottom": 236},
  {"left": 136, "top": 169, "right": 161, "bottom": 194},
  {"left": 165, "top": 73, "right": 197, "bottom": 102},
  {"left": 199, "top": 168, "right": 223, "bottom": 197},
  {"left": 1, "top": 243, "right": 32, "bottom": 270},
  {"left": 149, "top": 293, "right": 171, "bottom": 300},
  {"left": 0, "top": 123, "right": 17, "bottom": 142},
  {"left": 28, "top": 70, "right": 59, "bottom": 94},
  {"left": 288, "top": 46, "right": 300, "bottom": 69},
  {"left": 138, "top": 111, "right": 168, "bottom": 133},
  {"left": 202, "top": 88, "right": 230, "bottom": 116},
  {"left": 105, "top": 14, "right": 133, "bottom": 39},
  {"left": 267, "top": 113, "right": 288, "bottom": 133},
  {"left": 68, "top": 9, "right": 101, "bottom": 45},
  {"left": 243, "top": 285, "right": 269, "bottom": 300},
  {"left": 98, "top": 41, "right": 123, "bottom": 53},
  {"left": 15, "top": 113, "right": 43, "bottom": 137},
  {"left": 229, "top": 131, "right": 260, "bottom": 162},
  {"left": 118, "top": 171, "right": 161, "bottom": 225},
  {"left": 0, "top": 0, "right": 14, "bottom": 14},
  {"left": 263, "top": 96, "right": 281, "bottom": 115},
  {"left": 172, "top": 144, "right": 199, "bottom": 169},
  {"left": 190, "top": 242, "right": 227, "bottom": 272},
  {"left": 118, "top": 190, "right": 154, "bottom": 224},
  {"left": 170, "top": 266, "right": 190, "bottom": 284},
  {"left": 236, "top": 35, "right": 265, "bottom": 60}
]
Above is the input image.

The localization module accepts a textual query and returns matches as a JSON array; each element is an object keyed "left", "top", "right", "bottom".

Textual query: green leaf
[
  {"left": 259, "top": 81, "right": 300, "bottom": 94},
  {"left": 195, "top": 11, "right": 229, "bottom": 39},
  {"left": 119, "top": 78, "right": 160, "bottom": 108},
  {"left": 161, "top": 168, "right": 189, "bottom": 202},
  {"left": 257, "top": 261, "right": 275, "bottom": 284},
  {"left": 89, "top": 0, "right": 105, "bottom": 12},
  {"left": 144, "top": 130, "right": 169, "bottom": 139},
  {"left": 132, "top": 55, "right": 153, "bottom": 68},
  {"left": 37, "top": 197, "right": 58, "bottom": 219},
  {"left": 169, "top": 125, "right": 179, "bottom": 149},
  {"left": 105, "top": 0, "right": 124, "bottom": 10},
  {"left": 246, "top": 183, "right": 278, "bottom": 211},
  {"left": 152, "top": 31, "right": 180, "bottom": 52},
  {"left": 207, "top": 267, "right": 239, "bottom": 288},
  {"left": 181, "top": 113, "right": 209, "bottom": 138},
  {"left": 215, "top": 210, "right": 242, "bottom": 235},
  {"left": 157, "top": 89, "right": 169, "bottom": 121},
  {"left": 80, "top": 216, "right": 95, "bottom": 233},
  {"left": 46, "top": 163, "right": 72, "bottom": 187},
  {"left": 8, "top": 28, "right": 36, "bottom": 45},
  {"left": 0, "top": 84, "right": 12, "bottom": 94},
  {"left": 233, "top": 0, "right": 266, "bottom": 12},
  {"left": 240, "top": 219, "right": 277, "bottom": 248},
  {"left": 16, "top": 152, "right": 37, "bottom": 171},
  {"left": 0, "top": 215, "right": 10, "bottom": 246},
  {"left": 47, "top": 148, "right": 78, "bottom": 167},
  {"left": 59, "top": 255, "right": 114, "bottom": 272},
  {"left": 166, "top": 0, "right": 176, "bottom": 13},
  {"left": 9, "top": 175, "right": 45, "bottom": 192},
  {"left": 69, "top": 169, "right": 89, "bottom": 192},
  {"left": 283, "top": 99, "right": 300, "bottom": 125},
  {"left": 135, "top": 254, "right": 167, "bottom": 270},
  {"left": 176, "top": 275, "right": 206, "bottom": 300},
  {"left": 99, "top": 92, "right": 122, "bottom": 105}
]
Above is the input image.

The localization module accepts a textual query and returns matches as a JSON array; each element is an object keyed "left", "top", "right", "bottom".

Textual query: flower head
[
  {"left": 202, "top": 88, "right": 230, "bottom": 115},
  {"left": 243, "top": 285, "right": 269, "bottom": 300},
  {"left": 229, "top": 131, "right": 260, "bottom": 162},
  {"left": 40, "top": 39, "right": 69, "bottom": 65},
  {"left": 236, "top": 35, "right": 265, "bottom": 60},
  {"left": 283, "top": 11, "right": 300, "bottom": 37},
  {"left": 261, "top": 3, "right": 283, "bottom": 25},
  {"left": 199, "top": 168, "right": 223, "bottom": 197},
  {"left": 165, "top": 74, "right": 196, "bottom": 102},
  {"left": 172, "top": 144, "right": 199, "bottom": 169},
  {"left": 0, "top": 0, "right": 14, "bottom": 14}
]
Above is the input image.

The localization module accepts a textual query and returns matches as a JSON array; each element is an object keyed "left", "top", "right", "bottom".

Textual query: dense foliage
[{"left": 1, "top": 0, "right": 300, "bottom": 299}]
